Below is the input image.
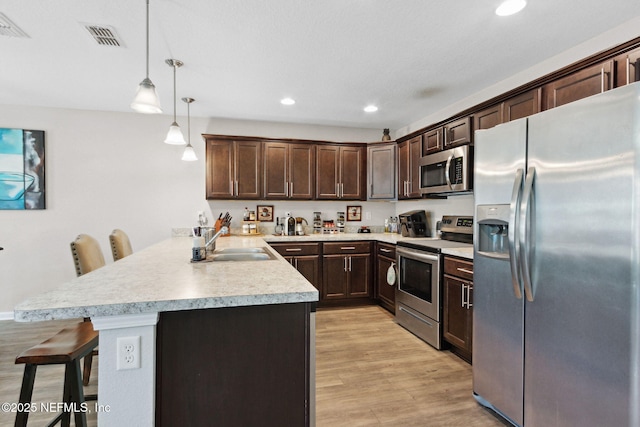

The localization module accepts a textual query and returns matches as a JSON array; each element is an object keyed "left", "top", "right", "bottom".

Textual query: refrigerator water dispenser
[{"left": 476, "top": 205, "right": 510, "bottom": 257}]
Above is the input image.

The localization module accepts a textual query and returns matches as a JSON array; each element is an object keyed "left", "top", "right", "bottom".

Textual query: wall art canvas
[{"left": 0, "top": 128, "right": 45, "bottom": 210}]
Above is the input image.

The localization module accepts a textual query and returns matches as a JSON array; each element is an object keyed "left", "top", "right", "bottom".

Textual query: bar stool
[
  {"left": 14, "top": 322, "right": 98, "bottom": 427},
  {"left": 70, "top": 234, "right": 105, "bottom": 386},
  {"left": 109, "top": 229, "right": 133, "bottom": 261}
]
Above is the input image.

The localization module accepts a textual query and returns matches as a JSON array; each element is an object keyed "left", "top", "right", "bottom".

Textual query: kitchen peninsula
[{"left": 13, "top": 236, "right": 318, "bottom": 426}]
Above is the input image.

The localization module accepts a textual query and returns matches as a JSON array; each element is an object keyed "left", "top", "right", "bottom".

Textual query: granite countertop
[
  {"left": 263, "top": 233, "right": 474, "bottom": 260},
  {"left": 15, "top": 232, "right": 473, "bottom": 322},
  {"left": 14, "top": 236, "right": 319, "bottom": 322}
]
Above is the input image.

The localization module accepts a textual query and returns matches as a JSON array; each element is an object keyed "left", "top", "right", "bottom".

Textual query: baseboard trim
[{"left": 0, "top": 311, "right": 14, "bottom": 321}]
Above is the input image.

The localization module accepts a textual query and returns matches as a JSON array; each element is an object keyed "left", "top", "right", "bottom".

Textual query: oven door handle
[{"left": 396, "top": 247, "right": 439, "bottom": 263}]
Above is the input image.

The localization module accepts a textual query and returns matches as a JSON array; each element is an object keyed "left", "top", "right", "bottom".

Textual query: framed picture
[
  {"left": 0, "top": 128, "right": 46, "bottom": 210},
  {"left": 347, "top": 205, "right": 362, "bottom": 221},
  {"left": 257, "top": 205, "right": 274, "bottom": 222}
]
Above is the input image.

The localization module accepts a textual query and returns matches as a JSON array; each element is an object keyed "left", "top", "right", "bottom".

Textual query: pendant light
[
  {"left": 130, "top": 0, "right": 162, "bottom": 113},
  {"left": 164, "top": 59, "right": 186, "bottom": 144},
  {"left": 181, "top": 97, "right": 197, "bottom": 161}
]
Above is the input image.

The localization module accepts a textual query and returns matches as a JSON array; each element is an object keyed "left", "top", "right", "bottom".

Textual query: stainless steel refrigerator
[{"left": 473, "top": 83, "right": 640, "bottom": 427}]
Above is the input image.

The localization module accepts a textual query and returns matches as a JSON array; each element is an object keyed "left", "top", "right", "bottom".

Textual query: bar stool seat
[
  {"left": 15, "top": 322, "right": 99, "bottom": 427},
  {"left": 109, "top": 229, "right": 133, "bottom": 261},
  {"left": 70, "top": 233, "right": 105, "bottom": 386}
]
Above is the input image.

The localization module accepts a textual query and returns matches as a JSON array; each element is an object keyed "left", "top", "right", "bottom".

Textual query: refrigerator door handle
[
  {"left": 520, "top": 166, "right": 536, "bottom": 302},
  {"left": 508, "top": 168, "right": 524, "bottom": 299},
  {"left": 444, "top": 154, "right": 454, "bottom": 189}
]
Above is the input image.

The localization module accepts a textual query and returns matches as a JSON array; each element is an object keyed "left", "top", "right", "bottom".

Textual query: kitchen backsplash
[{"left": 176, "top": 195, "right": 474, "bottom": 237}]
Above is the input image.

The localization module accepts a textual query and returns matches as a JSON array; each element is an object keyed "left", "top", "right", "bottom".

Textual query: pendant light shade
[
  {"left": 181, "top": 144, "right": 198, "bottom": 161},
  {"left": 165, "top": 122, "right": 185, "bottom": 144},
  {"left": 131, "top": 0, "right": 162, "bottom": 114},
  {"left": 164, "top": 59, "right": 186, "bottom": 144},
  {"left": 181, "top": 97, "right": 198, "bottom": 161}
]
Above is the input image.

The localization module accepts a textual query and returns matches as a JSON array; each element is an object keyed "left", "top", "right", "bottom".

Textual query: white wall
[{"left": 0, "top": 106, "right": 382, "bottom": 314}]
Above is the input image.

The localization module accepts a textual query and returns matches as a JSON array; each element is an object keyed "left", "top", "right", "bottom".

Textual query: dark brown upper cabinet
[
  {"left": 263, "top": 142, "right": 315, "bottom": 200},
  {"left": 474, "top": 104, "right": 503, "bottom": 131},
  {"left": 543, "top": 60, "right": 614, "bottom": 110},
  {"left": 423, "top": 128, "right": 443, "bottom": 154},
  {"left": 397, "top": 136, "right": 422, "bottom": 199},
  {"left": 444, "top": 116, "right": 473, "bottom": 148},
  {"left": 615, "top": 47, "right": 640, "bottom": 86},
  {"left": 316, "top": 144, "right": 365, "bottom": 200},
  {"left": 503, "top": 88, "right": 542, "bottom": 122},
  {"left": 206, "top": 138, "right": 262, "bottom": 199},
  {"left": 474, "top": 88, "right": 542, "bottom": 131}
]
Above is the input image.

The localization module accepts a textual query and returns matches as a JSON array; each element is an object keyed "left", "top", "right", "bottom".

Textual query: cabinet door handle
[
  {"left": 380, "top": 248, "right": 392, "bottom": 253},
  {"left": 341, "top": 246, "right": 356, "bottom": 250},
  {"left": 461, "top": 283, "right": 467, "bottom": 308},
  {"left": 285, "top": 248, "right": 302, "bottom": 252},
  {"left": 456, "top": 267, "right": 474, "bottom": 275},
  {"left": 627, "top": 57, "right": 631, "bottom": 85},
  {"left": 295, "top": 258, "right": 299, "bottom": 269},
  {"left": 235, "top": 181, "right": 239, "bottom": 196},
  {"left": 467, "top": 285, "right": 473, "bottom": 309},
  {"left": 343, "top": 256, "right": 348, "bottom": 272},
  {"left": 290, "top": 182, "right": 294, "bottom": 197},
  {"left": 336, "top": 183, "right": 339, "bottom": 197},
  {"left": 349, "top": 256, "right": 352, "bottom": 272},
  {"left": 285, "top": 181, "right": 289, "bottom": 197},
  {"left": 229, "top": 181, "right": 233, "bottom": 195},
  {"left": 341, "top": 183, "right": 344, "bottom": 198},
  {"left": 600, "top": 67, "right": 610, "bottom": 93}
]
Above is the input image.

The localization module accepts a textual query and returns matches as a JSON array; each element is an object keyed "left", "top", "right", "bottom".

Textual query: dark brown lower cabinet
[
  {"left": 443, "top": 256, "right": 474, "bottom": 363},
  {"left": 375, "top": 242, "right": 396, "bottom": 313},
  {"left": 269, "top": 243, "right": 321, "bottom": 291},
  {"left": 322, "top": 242, "right": 371, "bottom": 302},
  {"left": 156, "top": 303, "right": 313, "bottom": 426}
]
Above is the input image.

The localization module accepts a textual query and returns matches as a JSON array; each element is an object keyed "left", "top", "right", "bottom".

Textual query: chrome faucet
[{"left": 205, "top": 226, "right": 228, "bottom": 251}]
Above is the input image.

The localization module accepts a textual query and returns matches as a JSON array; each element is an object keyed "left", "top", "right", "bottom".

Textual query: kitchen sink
[
  {"left": 209, "top": 247, "right": 277, "bottom": 261},
  {"left": 213, "top": 247, "right": 266, "bottom": 254}
]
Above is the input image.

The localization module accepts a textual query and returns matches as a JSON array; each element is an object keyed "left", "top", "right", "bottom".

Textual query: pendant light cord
[
  {"left": 172, "top": 63, "right": 177, "bottom": 121},
  {"left": 187, "top": 101, "right": 191, "bottom": 145},
  {"left": 145, "top": 0, "right": 150, "bottom": 79}
]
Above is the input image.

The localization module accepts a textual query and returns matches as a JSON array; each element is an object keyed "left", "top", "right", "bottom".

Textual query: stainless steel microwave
[{"left": 419, "top": 145, "right": 473, "bottom": 195}]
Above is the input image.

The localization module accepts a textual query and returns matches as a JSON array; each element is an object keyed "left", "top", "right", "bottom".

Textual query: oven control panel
[{"left": 440, "top": 215, "right": 473, "bottom": 234}]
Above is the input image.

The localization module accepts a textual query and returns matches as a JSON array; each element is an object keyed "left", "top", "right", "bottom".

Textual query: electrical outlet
[
  {"left": 365, "top": 211, "right": 371, "bottom": 220},
  {"left": 117, "top": 336, "right": 141, "bottom": 370}
]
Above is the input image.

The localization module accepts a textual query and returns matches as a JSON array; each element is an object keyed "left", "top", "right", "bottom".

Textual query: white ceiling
[{"left": 1, "top": 1, "right": 639, "bottom": 130}]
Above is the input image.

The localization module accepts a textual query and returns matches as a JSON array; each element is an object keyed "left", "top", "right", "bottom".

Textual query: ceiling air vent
[
  {"left": 83, "top": 24, "right": 122, "bottom": 47},
  {"left": 0, "top": 13, "right": 29, "bottom": 38}
]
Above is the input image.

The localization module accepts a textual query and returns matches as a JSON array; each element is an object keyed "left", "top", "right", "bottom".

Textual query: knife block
[{"left": 214, "top": 219, "right": 231, "bottom": 236}]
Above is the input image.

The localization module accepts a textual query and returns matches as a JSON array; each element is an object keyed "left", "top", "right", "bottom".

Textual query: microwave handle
[{"left": 444, "top": 154, "right": 454, "bottom": 189}]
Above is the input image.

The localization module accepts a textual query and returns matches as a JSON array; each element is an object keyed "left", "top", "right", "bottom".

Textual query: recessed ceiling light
[
  {"left": 495, "top": 0, "right": 526, "bottom": 16},
  {"left": 364, "top": 105, "right": 378, "bottom": 113},
  {"left": 281, "top": 97, "right": 295, "bottom": 106}
]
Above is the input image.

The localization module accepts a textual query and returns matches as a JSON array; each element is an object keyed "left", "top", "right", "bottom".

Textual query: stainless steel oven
[
  {"left": 419, "top": 145, "right": 473, "bottom": 195},
  {"left": 395, "top": 215, "right": 474, "bottom": 350},
  {"left": 396, "top": 245, "right": 442, "bottom": 348}
]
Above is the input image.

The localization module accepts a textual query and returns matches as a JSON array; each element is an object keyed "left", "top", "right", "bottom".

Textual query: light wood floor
[
  {"left": 0, "top": 318, "right": 99, "bottom": 426},
  {"left": 315, "top": 306, "right": 507, "bottom": 426},
  {"left": 0, "top": 306, "right": 507, "bottom": 426}
]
